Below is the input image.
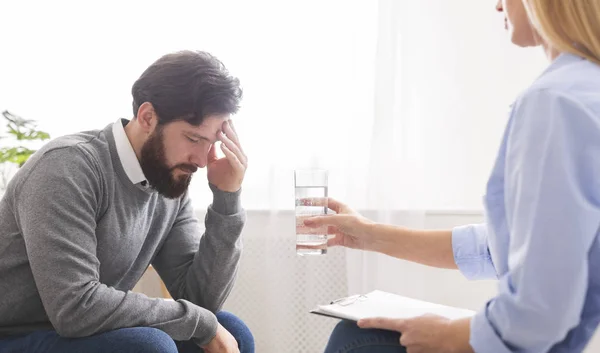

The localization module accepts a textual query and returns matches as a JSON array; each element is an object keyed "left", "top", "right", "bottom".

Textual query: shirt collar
[
  {"left": 112, "top": 119, "right": 148, "bottom": 187},
  {"left": 539, "top": 52, "right": 585, "bottom": 77}
]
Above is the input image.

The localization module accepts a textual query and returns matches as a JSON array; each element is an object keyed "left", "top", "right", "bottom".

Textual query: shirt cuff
[
  {"left": 209, "top": 183, "right": 242, "bottom": 215},
  {"left": 470, "top": 303, "right": 513, "bottom": 353},
  {"left": 452, "top": 224, "right": 497, "bottom": 280}
]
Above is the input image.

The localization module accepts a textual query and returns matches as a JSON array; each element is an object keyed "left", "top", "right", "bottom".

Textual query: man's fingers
[
  {"left": 228, "top": 119, "right": 238, "bottom": 133},
  {"left": 219, "top": 131, "right": 247, "bottom": 167},
  {"left": 220, "top": 143, "right": 245, "bottom": 174},
  {"left": 208, "top": 144, "right": 219, "bottom": 163},
  {"left": 223, "top": 120, "right": 244, "bottom": 153},
  {"left": 226, "top": 120, "right": 240, "bottom": 143},
  {"left": 357, "top": 317, "right": 405, "bottom": 332}
]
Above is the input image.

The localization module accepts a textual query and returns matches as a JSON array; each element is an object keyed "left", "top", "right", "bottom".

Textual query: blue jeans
[
  {"left": 0, "top": 311, "right": 254, "bottom": 353},
  {"left": 324, "top": 320, "right": 406, "bottom": 353}
]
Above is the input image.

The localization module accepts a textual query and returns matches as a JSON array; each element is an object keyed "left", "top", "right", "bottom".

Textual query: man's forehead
[
  {"left": 200, "top": 115, "right": 229, "bottom": 129},
  {"left": 197, "top": 117, "right": 228, "bottom": 134},
  {"left": 176, "top": 116, "right": 227, "bottom": 142}
]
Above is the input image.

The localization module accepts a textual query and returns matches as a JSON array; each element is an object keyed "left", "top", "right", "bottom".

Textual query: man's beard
[{"left": 140, "top": 126, "right": 197, "bottom": 199}]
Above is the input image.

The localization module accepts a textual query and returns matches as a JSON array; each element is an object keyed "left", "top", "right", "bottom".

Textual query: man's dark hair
[{"left": 131, "top": 50, "right": 242, "bottom": 125}]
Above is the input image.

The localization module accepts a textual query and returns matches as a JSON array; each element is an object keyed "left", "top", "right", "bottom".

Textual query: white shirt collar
[{"left": 112, "top": 119, "right": 148, "bottom": 186}]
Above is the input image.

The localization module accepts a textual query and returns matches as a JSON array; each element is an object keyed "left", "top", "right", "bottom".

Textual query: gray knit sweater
[{"left": 0, "top": 123, "right": 245, "bottom": 345}]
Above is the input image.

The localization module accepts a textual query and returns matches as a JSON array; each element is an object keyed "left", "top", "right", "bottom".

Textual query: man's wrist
[
  {"left": 209, "top": 183, "right": 242, "bottom": 215},
  {"left": 191, "top": 311, "right": 219, "bottom": 347}
]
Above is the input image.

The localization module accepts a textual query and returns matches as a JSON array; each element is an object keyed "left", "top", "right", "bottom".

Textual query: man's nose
[
  {"left": 190, "top": 148, "right": 209, "bottom": 169},
  {"left": 191, "top": 156, "right": 207, "bottom": 169}
]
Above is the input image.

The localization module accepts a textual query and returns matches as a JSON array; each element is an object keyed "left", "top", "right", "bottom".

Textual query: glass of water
[{"left": 294, "top": 169, "right": 328, "bottom": 256}]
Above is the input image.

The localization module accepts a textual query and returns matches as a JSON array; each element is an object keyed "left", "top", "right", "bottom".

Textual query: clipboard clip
[{"left": 330, "top": 294, "right": 368, "bottom": 306}]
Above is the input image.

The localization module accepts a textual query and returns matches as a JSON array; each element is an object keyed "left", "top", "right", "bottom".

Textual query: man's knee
[
  {"left": 109, "top": 327, "right": 177, "bottom": 353},
  {"left": 215, "top": 312, "right": 254, "bottom": 353}
]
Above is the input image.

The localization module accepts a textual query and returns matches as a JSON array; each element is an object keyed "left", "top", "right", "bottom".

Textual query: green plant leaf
[
  {"left": 20, "top": 130, "right": 51, "bottom": 141},
  {"left": 1, "top": 111, "right": 51, "bottom": 168},
  {"left": 7, "top": 125, "right": 23, "bottom": 138},
  {"left": 0, "top": 146, "right": 36, "bottom": 165}
]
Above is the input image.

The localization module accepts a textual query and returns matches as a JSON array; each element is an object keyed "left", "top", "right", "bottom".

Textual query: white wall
[{"left": 0, "top": 0, "right": 550, "bottom": 212}]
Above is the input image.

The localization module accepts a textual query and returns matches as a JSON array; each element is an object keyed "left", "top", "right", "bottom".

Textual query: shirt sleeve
[
  {"left": 452, "top": 223, "right": 497, "bottom": 280},
  {"left": 152, "top": 184, "right": 245, "bottom": 316},
  {"left": 469, "top": 89, "right": 600, "bottom": 352}
]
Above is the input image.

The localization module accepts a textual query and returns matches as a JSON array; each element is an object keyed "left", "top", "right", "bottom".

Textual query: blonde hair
[{"left": 524, "top": 0, "right": 600, "bottom": 65}]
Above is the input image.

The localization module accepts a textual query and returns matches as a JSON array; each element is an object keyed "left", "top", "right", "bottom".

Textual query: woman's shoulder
[{"left": 520, "top": 53, "right": 600, "bottom": 112}]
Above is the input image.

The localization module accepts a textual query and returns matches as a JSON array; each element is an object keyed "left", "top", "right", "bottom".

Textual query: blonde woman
[{"left": 311, "top": 1, "right": 600, "bottom": 352}]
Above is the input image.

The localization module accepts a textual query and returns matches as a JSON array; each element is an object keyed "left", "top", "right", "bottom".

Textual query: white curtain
[{"left": 1, "top": 0, "right": 556, "bottom": 352}]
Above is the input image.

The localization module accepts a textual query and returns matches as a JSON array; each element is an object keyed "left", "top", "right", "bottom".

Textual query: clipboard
[{"left": 310, "top": 290, "right": 475, "bottom": 322}]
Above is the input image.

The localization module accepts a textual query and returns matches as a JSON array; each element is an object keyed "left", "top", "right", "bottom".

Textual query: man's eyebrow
[{"left": 186, "top": 132, "right": 216, "bottom": 143}]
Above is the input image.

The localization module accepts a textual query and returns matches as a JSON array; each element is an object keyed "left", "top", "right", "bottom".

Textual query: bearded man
[{"left": 0, "top": 50, "right": 253, "bottom": 353}]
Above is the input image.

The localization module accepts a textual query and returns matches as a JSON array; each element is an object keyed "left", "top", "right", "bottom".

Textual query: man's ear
[{"left": 136, "top": 102, "right": 158, "bottom": 134}]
